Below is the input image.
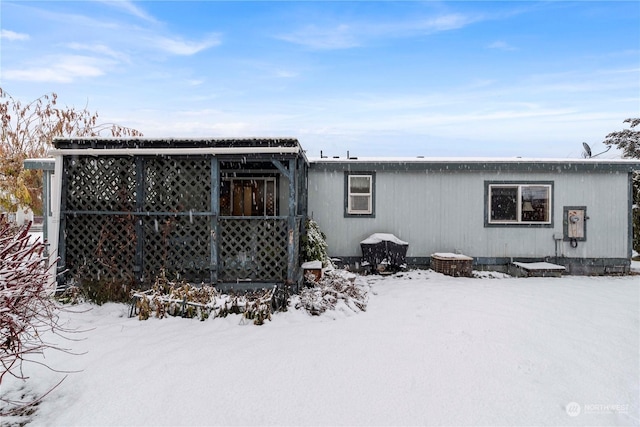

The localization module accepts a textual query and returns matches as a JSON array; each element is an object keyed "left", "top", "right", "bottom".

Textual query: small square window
[{"left": 345, "top": 173, "right": 375, "bottom": 216}]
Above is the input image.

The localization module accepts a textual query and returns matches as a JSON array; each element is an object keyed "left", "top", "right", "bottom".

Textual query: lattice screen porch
[{"left": 57, "top": 147, "right": 306, "bottom": 289}]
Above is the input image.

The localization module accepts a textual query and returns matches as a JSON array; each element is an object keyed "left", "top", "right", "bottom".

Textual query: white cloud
[
  {"left": 278, "top": 13, "right": 481, "bottom": 50},
  {"left": 487, "top": 40, "right": 517, "bottom": 51},
  {"left": 274, "top": 69, "right": 299, "bottom": 79},
  {"left": 186, "top": 79, "right": 205, "bottom": 86},
  {"left": 153, "top": 34, "right": 221, "bottom": 55},
  {"left": 99, "top": 0, "right": 158, "bottom": 23},
  {"left": 3, "top": 55, "right": 109, "bottom": 83},
  {"left": 10, "top": 3, "right": 219, "bottom": 58},
  {"left": 413, "top": 13, "right": 479, "bottom": 33},
  {"left": 277, "top": 24, "right": 360, "bottom": 50},
  {"left": 66, "top": 42, "right": 130, "bottom": 62},
  {"left": 1, "top": 29, "right": 30, "bottom": 41}
]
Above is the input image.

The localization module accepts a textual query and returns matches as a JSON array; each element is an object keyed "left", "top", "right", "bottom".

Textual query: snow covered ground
[{"left": 2, "top": 269, "right": 639, "bottom": 426}]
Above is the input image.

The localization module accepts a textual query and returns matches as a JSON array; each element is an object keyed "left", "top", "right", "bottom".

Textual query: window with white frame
[
  {"left": 487, "top": 183, "right": 552, "bottom": 225},
  {"left": 346, "top": 174, "right": 374, "bottom": 215}
]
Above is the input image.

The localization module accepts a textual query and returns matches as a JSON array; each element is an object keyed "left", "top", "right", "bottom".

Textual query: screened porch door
[{"left": 229, "top": 178, "right": 276, "bottom": 217}]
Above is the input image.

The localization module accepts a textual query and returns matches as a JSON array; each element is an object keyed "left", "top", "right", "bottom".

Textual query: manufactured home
[
  {"left": 29, "top": 138, "right": 640, "bottom": 290},
  {"left": 308, "top": 156, "right": 639, "bottom": 275}
]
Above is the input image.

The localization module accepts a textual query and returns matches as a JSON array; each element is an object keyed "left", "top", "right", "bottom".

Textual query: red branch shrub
[{"left": 0, "top": 219, "right": 57, "bottom": 384}]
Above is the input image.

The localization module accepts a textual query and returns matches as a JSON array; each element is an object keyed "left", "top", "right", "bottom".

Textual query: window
[
  {"left": 345, "top": 173, "right": 375, "bottom": 216},
  {"left": 220, "top": 177, "right": 277, "bottom": 216},
  {"left": 487, "top": 182, "right": 552, "bottom": 225}
]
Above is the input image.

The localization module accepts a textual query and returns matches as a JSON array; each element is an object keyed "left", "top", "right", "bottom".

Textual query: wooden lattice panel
[
  {"left": 219, "top": 218, "right": 287, "bottom": 281},
  {"left": 64, "top": 214, "right": 136, "bottom": 283},
  {"left": 64, "top": 157, "right": 136, "bottom": 212},
  {"left": 142, "top": 216, "right": 211, "bottom": 284},
  {"left": 61, "top": 154, "right": 300, "bottom": 287},
  {"left": 144, "top": 157, "right": 211, "bottom": 212}
]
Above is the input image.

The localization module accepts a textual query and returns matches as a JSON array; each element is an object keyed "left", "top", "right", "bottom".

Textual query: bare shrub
[
  {"left": 296, "top": 270, "right": 368, "bottom": 315},
  {"left": 0, "top": 219, "right": 58, "bottom": 382},
  {"left": 131, "top": 272, "right": 286, "bottom": 325},
  {"left": 0, "top": 219, "right": 66, "bottom": 416}
]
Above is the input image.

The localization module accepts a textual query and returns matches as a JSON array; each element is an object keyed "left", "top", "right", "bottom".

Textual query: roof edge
[{"left": 308, "top": 158, "right": 640, "bottom": 173}]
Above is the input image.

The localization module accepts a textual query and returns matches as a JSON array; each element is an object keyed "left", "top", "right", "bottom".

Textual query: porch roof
[
  {"left": 50, "top": 137, "right": 308, "bottom": 164},
  {"left": 53, "top": 137, "right": 301, "bottom": 150},
  {"left": 51, "top": 137, "right": 302, "bottom": 155}
]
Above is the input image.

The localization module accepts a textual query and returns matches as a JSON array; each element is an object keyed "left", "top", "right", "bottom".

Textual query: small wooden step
[{"left": 508, "top": 261, "right": 565, "bottom": 278}]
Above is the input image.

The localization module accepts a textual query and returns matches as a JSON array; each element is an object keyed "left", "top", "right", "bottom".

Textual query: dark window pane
[
  {"left": 491, "top": 187, "right": 517, "bottom": 221},
  {"left": 220, "top": 180, "right": 231, "bottom": 216}
]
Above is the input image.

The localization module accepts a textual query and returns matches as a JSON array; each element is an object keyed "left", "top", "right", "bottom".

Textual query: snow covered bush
[
  {"left": 296, "top": 270, "right": 368, "bottom": 315},
  {"left": 301, "top": 218, "right": 329, "bottom": 266},
  {"left": 0, "top": 219, "right": 57, "bottom": 385}
]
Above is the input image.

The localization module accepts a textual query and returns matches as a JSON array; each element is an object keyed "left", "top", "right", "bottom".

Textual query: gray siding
[{"left": 308, "top": 168, "right": 630, "bottom": 261}]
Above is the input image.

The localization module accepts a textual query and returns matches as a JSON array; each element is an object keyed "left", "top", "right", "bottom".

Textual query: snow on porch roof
[
  {"left": 53, "top": 136, "right": 301, "bottom": 150},
  {"left": 50, "top": 137, "right": 306, "bottom": 158}
]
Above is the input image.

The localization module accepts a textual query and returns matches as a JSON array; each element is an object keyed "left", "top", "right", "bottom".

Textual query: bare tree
[{"left": 0, "top": 88, "right": 142, "bottom": 215}]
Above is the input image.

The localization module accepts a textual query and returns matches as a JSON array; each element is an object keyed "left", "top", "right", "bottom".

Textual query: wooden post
[
  {"left": 57, "top": 157, "right": 68, "bottom": 284},
  {"left": 134, "top": 157, "right": 145, "bottom": 283},
  {"left": 287, "top": 158, "right": 297, "bottom": 285},
  {"left": 210, "top": 156, "right": 219, "bottom": 284},
  {"left": 42, "top": 170, "right": 50, "bottom": 245}
]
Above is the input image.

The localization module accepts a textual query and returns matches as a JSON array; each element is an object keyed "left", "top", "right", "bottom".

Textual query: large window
[
  {"left": 345, "top": 173, "right": 375, "bottom": 216},
  {"left": 220, "top": 177, "right": 277, "bottom": 216},
  {"left": 487, "top": 182, "right": 552, "bottom": 225}
]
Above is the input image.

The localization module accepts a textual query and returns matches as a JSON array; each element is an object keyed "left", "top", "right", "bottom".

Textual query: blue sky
[{"left": 1, "top": 1, "right": 638, "bottom": 158}]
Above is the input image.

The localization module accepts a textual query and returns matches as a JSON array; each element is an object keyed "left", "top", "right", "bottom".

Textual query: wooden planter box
[
  {"left": 431, "top": 253, "right": 473, "bottom": 277},
  {"left": 301, "top": 261, "right": 323, "bottom": 283}
]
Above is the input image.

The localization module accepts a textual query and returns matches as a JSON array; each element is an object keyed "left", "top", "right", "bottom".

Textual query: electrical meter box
[{"left": 563, "top": 206, "right": 587, "bottom": 241}]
